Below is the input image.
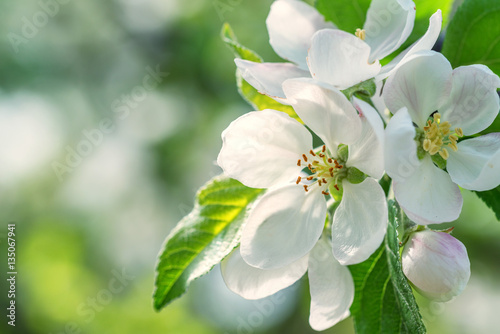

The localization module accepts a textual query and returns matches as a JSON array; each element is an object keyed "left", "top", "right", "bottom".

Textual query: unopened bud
[{"left": 401, "top": 230, "right": 470, "bottom": 302}]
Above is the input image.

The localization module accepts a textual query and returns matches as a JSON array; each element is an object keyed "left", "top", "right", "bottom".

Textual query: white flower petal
[
  {"left": 307, "top": 29, "right": 381, "bottom": 90},
  {"left": 221, "top": 248, "right": 308, "bottom": 300},
  {"left": 384, "top": 51, "right": 452, "bottom": 128},
  {"left": 282, "top": 78, "right": 362, "bottom": 153},
  {"left": 217, "top": 109, "right": 312, "bottom": 189},
  {"left": 308, "top": 237, "right": 354, "bottom": 331},
  {"left": 235, "top": 59, "right": 310, "bottom": 102},
  {"left": 348, "top": 98, "right": 385, "bottom": 179},
  {"left": 377, "top": 10, "right": 442, "bottom": 80},
  {"left": 439, "top": 65, "right": 500, "bottom": 135},
  {"left": 384, "top": 107, "right": 420, "bottom": 182},
  {"left": 448, "top": 133, "right": 500, "bottom": 191},
  {"left": 267, "top": 0, "right": 336, "bottom": 69},
  {"left": 363, "top": 0, "right": 416, "bottom": 62},
  {"left": 332, "top": 178, "right": 388, "bottom": 265},
  {"left": 241, "top": 184, "right": 326, "bottom": 269},
  {"left": 393, "top": 155, "right": 463, "bottom": 224}
]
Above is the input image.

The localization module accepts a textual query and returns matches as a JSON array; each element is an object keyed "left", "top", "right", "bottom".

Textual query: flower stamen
[
  {"left": 296, "top": 147, "right": 348, "bottom": 195},
  {"left": 355, "top": 28, "right": 366, "bottom": 40},
  {"left": 422, "top": 113, "right": 463, "bottom": 160}
]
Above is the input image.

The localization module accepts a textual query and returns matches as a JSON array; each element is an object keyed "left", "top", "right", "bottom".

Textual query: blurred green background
[{"left": 0, "top": 0, "right": 498, "bottom": 333}]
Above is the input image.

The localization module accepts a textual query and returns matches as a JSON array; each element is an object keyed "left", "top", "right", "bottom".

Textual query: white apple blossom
[
  {"left": 384, "top": 51, "right": 500, "bottom": 224},
  {"left": 221, "top": 237, "right": 354, "bottom": 331},
  {"left": 401, "top": 229, "right": 470, "bottom": 302},
  {"left": 217, "top": 79, "right": 388, "bottom": 269},
  {"left": 236, "top": 0, "right": 443, "bottom": 103}
]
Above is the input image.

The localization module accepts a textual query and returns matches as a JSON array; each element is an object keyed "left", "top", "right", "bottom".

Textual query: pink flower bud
[{"left": 401, "top": 230, "right": 470, "bottom": 302}]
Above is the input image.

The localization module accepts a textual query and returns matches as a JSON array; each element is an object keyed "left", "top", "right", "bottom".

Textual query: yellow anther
[
  {"left": 429, "top": 146, "right": 440, "bottom": 155},
  {"left": 440, "top": 122, "right": 451, "bottom": 134},
  {"left": 423, "top": 139, "right": 431, "bottom": 151},
  {"left": 422, "top": 112, "right": 464, "bottom": 160},
  {"left": 439, "top": 148, "right": 449, "bottom": 160},
  {"left": 355, "top": 28, "right": 366, "bottom": 40}
]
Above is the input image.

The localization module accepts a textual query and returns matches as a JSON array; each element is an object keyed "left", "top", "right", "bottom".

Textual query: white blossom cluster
[{"left": 216, "top": 0, "right": 499, "bottom": 330}]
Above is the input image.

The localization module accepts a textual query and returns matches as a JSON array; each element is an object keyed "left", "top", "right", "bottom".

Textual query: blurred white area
[
  {"left": 441, "top": 275, "right": 500, "bottom": 333},
  {"left": 117, "top": 91, "right": 184, "bottom": 144},
  {"left": 104, "top": 181, "right": 171, "bottom": 270},
  {"left": 116, "top": 0, "right": 205, "bottom": 32},
  {"left": 0, "top": 92, "right": 63, "bottom": 185},
  {"left": 58, "top": 137, "right": 149, "bottom": 210},
  {"left": 190, "top": 264, "right": 301, "bottom": 332},
  {"left": 104, "top": 44, "right": 154, "bottom": 95}
]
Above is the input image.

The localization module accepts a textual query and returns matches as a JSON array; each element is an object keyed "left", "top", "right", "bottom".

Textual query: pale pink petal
[{"left": 402, "top": 230, "right": 470, "bottom": 302}]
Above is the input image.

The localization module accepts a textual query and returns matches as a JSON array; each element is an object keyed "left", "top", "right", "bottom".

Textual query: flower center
[
  {"left": 355, "top": 28, "right": 366, "bottom": 40},
  {"left": 295, "top": 145, "right": 347, "bottom": 195},
  {"left": 422, "top": 113, "right": 463, "bottom": 160}
]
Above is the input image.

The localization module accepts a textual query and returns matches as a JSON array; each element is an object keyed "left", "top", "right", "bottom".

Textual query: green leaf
[
  {"left": 474, "top": 186, "right": 500, "bottom": 221},
  {"left": 442, "top": 0, "right": 500, "bottom": 75},
  {"left": 342, "top": 78, "right": 376, "bottom": 100},
  {"left": 221, "top": 23, "right": 300, "bottom": 121},
  {"left": 220, "top": 23, "right": 263, "bottom": 63},
  {"left": 315, "top": 0, "right": 371, "bottom": 33},
  {"left": 153, "top": 175, "right": 264, "bottom": 310},
  {"left": 349, "top": 200, "right": 426, "bottom": 334}
]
